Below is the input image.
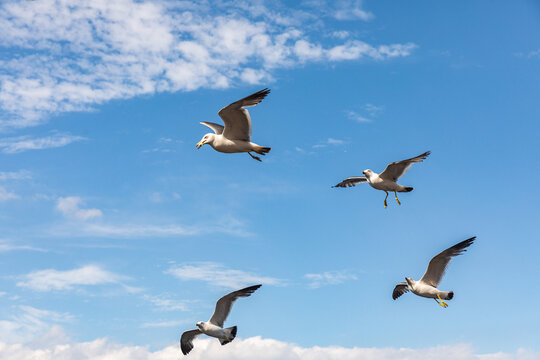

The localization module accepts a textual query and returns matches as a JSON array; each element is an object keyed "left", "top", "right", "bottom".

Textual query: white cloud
[
  {"left": 305, "top": 270, "right": 358, "bottom": 289},
  {"left": 313, "top": 138, "right": 347, "bottom": 148},
  {"left": 333, "top": 0, "right": 374, "bottom": 21},
  {"left": 140, "top": 320, "right": 188, "bottom": 328},
  {"left": 346, "top": 110, "right": 372, "bottom": 123},
  {"left": 0, "top": 0, "right": 416, "bottom": 129},
  {"left": 16, "top": 265, "right": 130, "bottom": 292},
  {"left": 0, "top": 240, "right": 45, "bottom": 252},
  {"left": 0, "top": 133, "right": 85, "bottom": 153},
  {"left": 0, "top": 306, "right": 71, "bottom": 344},
  {"left": 56, "top": 196, "right": 102, "bottom": 221},
  {"left": 0, "top": 170, "right": 31, "bottom": 181},
  {"left": 50, "top": 214, "right": 250, "bottom": 239},
  {"left": 166, "top": 262, "right": 283, "bottom": 289},
  {"left": 142, "top": 294, "right": 190, "bottom": 312},
  {"left": 0, "top": 336, "right": 538, "bottom": 360},
  {"left": 0, "top": 186, "right": 18, "bottom": 201}
]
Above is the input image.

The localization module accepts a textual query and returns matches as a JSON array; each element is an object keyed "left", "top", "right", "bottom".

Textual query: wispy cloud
[
  {"left": 142, "top": 294, "right": 191, "bottom": 312},
  {"left": 50, "top": 214, "right": 250, "bottom": 239},
  {"left": 305, "top": 270, "right": 358, "bottom": 289},
  {"left": 0, "top": 170, "right": 31, "bottom": 181},
  {"left": 0, "top": 306, "right": 72, "bottom": 344},
  {"left": 346, "top": 104, "right": 383, "bottom": 123},
  {"left": 166, "top": 262, "right": 283, "bottom": 289},
  {"left": 0, "top": 186, "right": 18, "bottom": 201},
  {"left": 0, "top": 133, "right": 84, "bottom": 153},
  {"left": 0, "top": 240, "right": 46, "bottom": 253},
  {"left": 333, "top": 0, "right": 374, "bottom": 21},
  {"left": 313, "top": 138, "right": 347, "bottom": 148},
  {"left": 140, "top": 320, "right": 189, "bottom": 328},
  {"left": 0, "top": 1, "right": 416, "bottom": 129},
  {"left": 16, "top": 265, "right": 132, "bottom": 292},
  {"left": 56, "top": 197, "right": 102, "bottom": 221}
]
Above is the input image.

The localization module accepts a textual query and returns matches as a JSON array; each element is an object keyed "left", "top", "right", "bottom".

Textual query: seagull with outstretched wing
[
  {"left": 333, "top": 151, "right": 430, "bottom": 208},
  {"left": 392, "top": 237, "right": 475, "bottom": 308},
  {"left": 180, "top": 284, "right": 262, "bottom": 355},
  {"left": 196, "top": 89, "right": 271, "bottom": 161}
]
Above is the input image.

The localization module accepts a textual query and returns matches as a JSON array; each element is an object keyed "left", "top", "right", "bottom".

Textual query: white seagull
[
  {"left": 180, "top": 284, "right": 262, "bottom": 355},
  {"left": 196, "top": 89, "right": 272, "bottom": 162},
  {"left": 333, "top": 151, "right": 431, "bottom": 208},
  {"left": 392, "top": 237, "right": 475, "bottom": 308}
]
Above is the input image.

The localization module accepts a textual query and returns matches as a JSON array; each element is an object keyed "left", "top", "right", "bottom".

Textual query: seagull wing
[
  {"left": 218, "top": 88, "right": 270, "bottom": 141},
  {"left": 200, "top": 122, "right": 224, "bottom": 135},
  {"left": 392, "top": 282, "right": 409, "bottom": 300},
  {"left": 209, "top": 284, "right": 262, "bottom": 327},
  {"left": 332, "top": 177, "right": 368, "bottom": 188},
  {"left": 180, "top": 329, "right": 202, "bottom": 355},
  {"left": 379, "top": 151, "right": 431, "bottom": 182},
  {"left": 419, "top": 237, "right": 476, "bottom": 287}
]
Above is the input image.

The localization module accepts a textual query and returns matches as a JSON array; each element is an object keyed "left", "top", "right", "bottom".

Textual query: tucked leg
[
  {"left": 394, "top": 191, "right": 401, "bottom": 205},
  {"left": 437, "top": 294, "right": 448, "bottom": 308},
  {"left": 248, "top": 152, "right": 262, "bottom": 162},
  {"left": 384, "top": 191, "right": 389, "bottom": 208}
]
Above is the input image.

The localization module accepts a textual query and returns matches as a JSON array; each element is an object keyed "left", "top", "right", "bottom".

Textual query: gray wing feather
[
  {"left": 392, "top": 282, "right": 409, "bottom": 300},
  {"left": 209, "top": 284, "right": 262, "bottom": 327},
  {"left": 200, "top": 122, "right": 224, "bottom": 135},
  {"left": 180, "top": 329, "right": 202, "bottom": 355},
  {"left": 332, "top": 177, "right": 368, "bottom": 188},
  {"left": 379, "top": 151, "right": 431, "bottom": 182},
  {"left": 420, "top": 237, "right": 476, "bottom": 287},
  {"left": 218, "top": 88, "right": 270, "bottom": 141}
]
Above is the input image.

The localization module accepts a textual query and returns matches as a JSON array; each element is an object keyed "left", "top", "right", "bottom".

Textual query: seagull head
[
  {"left": 196, "top": 321, "right": 204, "bottom": 329},
  {"left": 405, "top": 277, "right": 415, "bottom": 287},
  {"left": 362, "top": 169, "right": 373, "bottom": 177},
  {"left": 196, "top": 134, "right": 214, "bottom": 149}
]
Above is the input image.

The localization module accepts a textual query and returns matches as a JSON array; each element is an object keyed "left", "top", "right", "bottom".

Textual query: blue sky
[{"left": 1, "top": 0, "right": 540, "bottom": 359}]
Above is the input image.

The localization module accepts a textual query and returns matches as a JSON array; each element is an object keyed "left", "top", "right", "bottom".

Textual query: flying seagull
[
  {"left": 180, "top": 284, "right": 262, "bottom": 355},
  {"left": 392, "top": 237, "right": 475, "bottom": 308},
  {"left": 196, "top": 89, "right": 272, "bottom": 162},
  {"left": 333, "top": 151, "right": 431, "bottom": 208}
]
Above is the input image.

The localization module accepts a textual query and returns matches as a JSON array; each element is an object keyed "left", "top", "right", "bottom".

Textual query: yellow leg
[
  {"left": 384, "top": 191, "right": 388, "bottom": 208},
  {"left": 394, "top": 191, "right": 401, "bottom": 205},
  {"left": 437, "top": 294, "right": 448, "bottom": 308}
]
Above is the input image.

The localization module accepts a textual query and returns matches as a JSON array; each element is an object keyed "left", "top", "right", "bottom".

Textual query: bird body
[
  {"left": 362, "top": 170, "right": 413, "bottom": 192},
  {"left": 196, "top": 321, "right": 235, "bottom": 340},
  {"left": 202, "top": 134, "right": 268, "bottom": 154},
  {"left": 405, "top": 279, "right": 453, "bottom": 300},
  {"left": 196, "top": 88, "right": 271, "bottom": 161}
]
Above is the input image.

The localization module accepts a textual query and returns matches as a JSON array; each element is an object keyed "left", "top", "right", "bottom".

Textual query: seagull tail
[
  {"left": 253, "top": 146, "right": 271, "bottom": 155},
  {"left": 440, "top": 291, "right": 454, "bottom": 300},
  {"left": 220, "top": 326, "right": 237, "bottom": 346},
  {"left": 401, "top": 186, "right": 414, "bottom": 192}
]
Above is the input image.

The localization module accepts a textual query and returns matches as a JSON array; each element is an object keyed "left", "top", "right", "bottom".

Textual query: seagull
[
  {"left": 180, "top": 284, "right": 262, "bottom": 355},
  {"left": 392, "top": 237, "right": 475, "bottom": 308},
  {"left": 333, "top": 151, "right": 431, "bottom": 208},
  {"left": 196, "top": 89, "right": 272, "bottom": 162}
]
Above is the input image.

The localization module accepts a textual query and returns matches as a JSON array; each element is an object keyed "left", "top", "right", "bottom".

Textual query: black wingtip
[{"left": 242, "top": 284, "right": 262, "bottom": 292}]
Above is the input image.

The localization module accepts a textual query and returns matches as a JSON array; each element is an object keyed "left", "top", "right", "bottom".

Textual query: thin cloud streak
[
  {"left": 16, "top": 265, "right": 131, "bottom": 292},
  {"left": 0, "top": 133, "right": 85, "bottom": 153},
  {"left": 166, "top": 262, "right": 283, "bottom": 289}
]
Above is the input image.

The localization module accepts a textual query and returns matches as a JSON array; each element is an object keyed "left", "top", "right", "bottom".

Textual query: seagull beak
[{"left": 196, "top": 140, "right": 205, "bottom": 149}]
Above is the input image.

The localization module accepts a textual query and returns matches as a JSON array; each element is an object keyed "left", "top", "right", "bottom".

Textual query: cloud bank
[
  {"left": 0, "top": 0, "right": 416, "bottom": 129},
  {"left": 0, "top": 336, "right": 537, "bottom": 360}
]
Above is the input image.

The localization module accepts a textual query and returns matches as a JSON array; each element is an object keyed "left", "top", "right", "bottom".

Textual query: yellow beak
[{"left": 196, "top": 140, "right": 205, "bottom": 149}]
